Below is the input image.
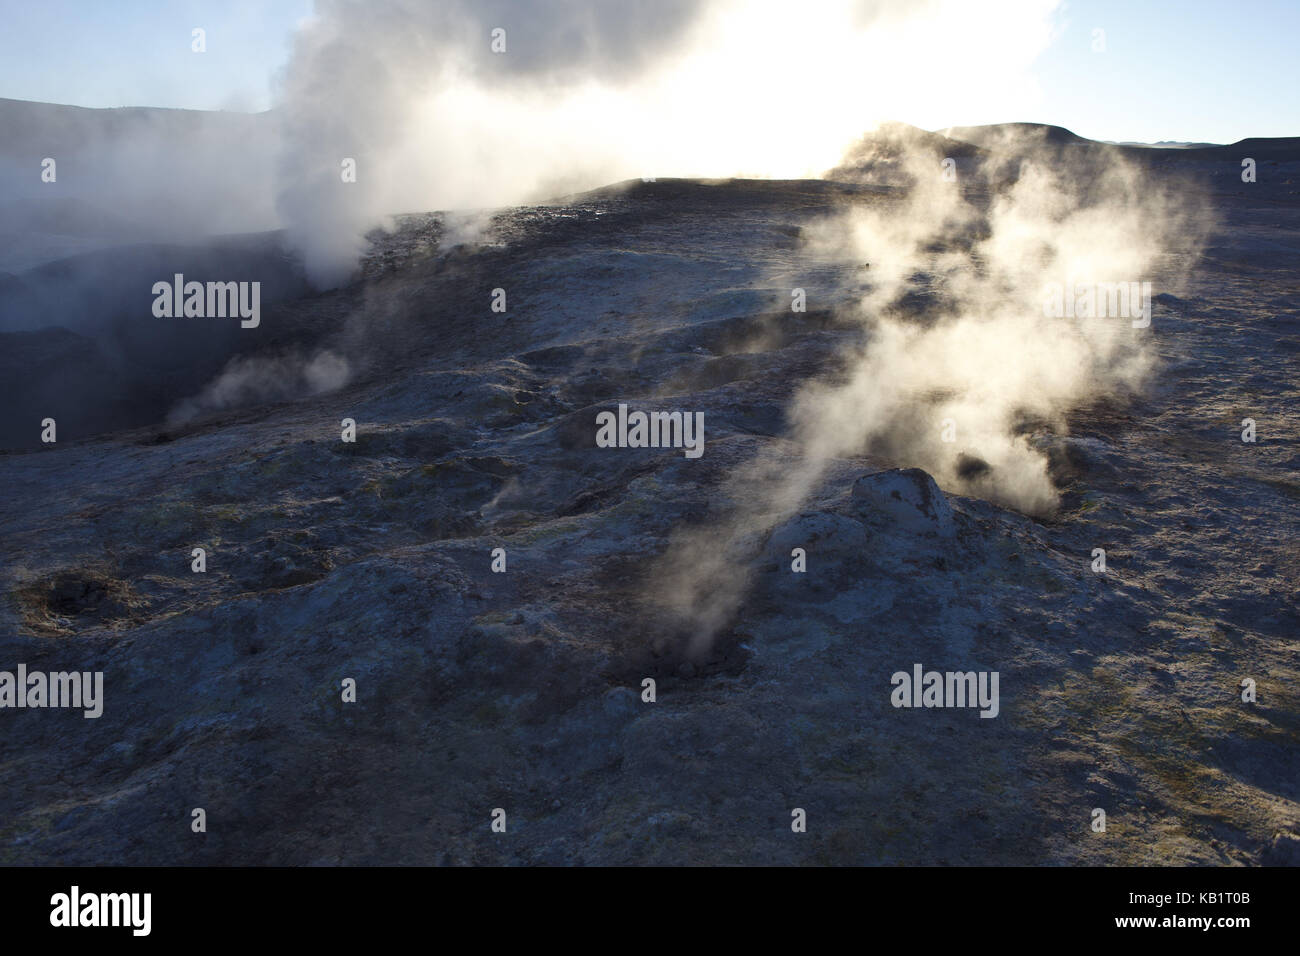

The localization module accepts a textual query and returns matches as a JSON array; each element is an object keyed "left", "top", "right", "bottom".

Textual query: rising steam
[
  {"left": 651, "top": 136, "right": 1209, "bottom": 659},
  {"left": 271, "top": 0, "right": 1063, "bottom": 285},
  {"left": 167, "top": 349, "right": 350, "bottom": 426}
]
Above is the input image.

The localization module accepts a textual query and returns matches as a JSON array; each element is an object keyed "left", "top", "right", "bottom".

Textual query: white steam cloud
[
  {"left": 272, "top": 0, "right": 1063, "bottom": 285},
  {"left": 650, "top": 139, "right": 1209, "bottom": 659},
  {"left": 167, "top": 349, "right": 350, "bottom": 426},
  {"left": 794, "top": 150, "right": 1202, "bottom": 513}
]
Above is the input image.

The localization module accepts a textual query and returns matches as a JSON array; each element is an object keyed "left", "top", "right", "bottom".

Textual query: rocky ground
[{"left": 1, "top": 161, "right": 1297, "bottom": 865}]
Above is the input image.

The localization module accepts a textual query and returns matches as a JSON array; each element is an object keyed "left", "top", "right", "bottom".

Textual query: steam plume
[
  {"left": 271, "top": 0, "right": 1063, "bottom": 285},
  {"left": 651, "top": 137, "right": 1209, "bottom": 658}
]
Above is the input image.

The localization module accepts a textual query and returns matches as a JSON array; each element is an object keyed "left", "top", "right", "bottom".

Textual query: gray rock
[
  {"left": 850, "top": 467, "right": 955, "bottom": 538},
  {"left": 1262, "top": 832, "right": 1300, "bottom": 867}
]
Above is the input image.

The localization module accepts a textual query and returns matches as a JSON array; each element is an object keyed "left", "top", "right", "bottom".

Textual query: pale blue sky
[
  {"left": 0, "top": 0, "right": 312, "bottom": 113},
  {"left": 1033, "top": 0, "right": 1300, "bottom": 143},
  {"left": 0, "top": 0, "right": 1295, "bottom": 143}
]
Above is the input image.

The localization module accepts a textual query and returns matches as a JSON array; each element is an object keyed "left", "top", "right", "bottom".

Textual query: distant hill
[
  {"left": 939, "top": 122, "right": 1089, "bottom": 148},
  {"left": 824, "top": 120, "right": 1299, "bottom": 190},
  {"left": 0, "top": 97, "right": 272, "bottom": 160},
  {"left": 0, "top": 98, "right": 281, "bottom": 271},
  {"left": 1194, "top": 136, "right": 1300, "bottom": 161},
  {"left": 936, "top": 121, "right": 1299, "bottom": 163},
  {"left": 1109, "top": 140, "right": 1223, "bottom": 149}
]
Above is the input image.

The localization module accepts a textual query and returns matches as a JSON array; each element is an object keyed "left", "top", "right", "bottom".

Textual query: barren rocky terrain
[{"left": 1, "top": 134, "right": 1297, "bottom": 864}]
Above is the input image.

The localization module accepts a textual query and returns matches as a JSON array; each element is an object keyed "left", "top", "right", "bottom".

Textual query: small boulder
[{"left": 850, "top": 467, "right": 955, "bottom": 538}]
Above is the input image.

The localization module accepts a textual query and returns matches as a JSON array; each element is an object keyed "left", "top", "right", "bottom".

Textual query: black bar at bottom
[{"left": 0, "top": 865, "right": 1280, "bottom": 942}]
